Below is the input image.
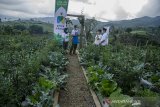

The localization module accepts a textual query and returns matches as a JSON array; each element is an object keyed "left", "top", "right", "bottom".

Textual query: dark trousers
[
  {"left": 63, "top": 41, "right": 68, "bottom": 50},
  {"left": 70, "top": 43, "right": 77, "bottom": 54}
]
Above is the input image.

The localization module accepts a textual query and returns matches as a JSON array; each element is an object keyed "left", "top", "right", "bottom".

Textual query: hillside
[
  {"left": 1, "top": 15, "right": 160, "bottom": 28},
  {"left": 32, "top": 17, "right": 80, "bottom": 25},
  {"left": 35, "top": 16, "right": 160, "bottom": 28},
  {"left": 103, "top": 16, "right": 160, "bottom": 28},
  {"left": 0, "top": 20, "right": 53, "bottom": 32}
]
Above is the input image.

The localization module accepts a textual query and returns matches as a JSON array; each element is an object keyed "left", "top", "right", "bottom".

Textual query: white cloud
[
  {"left": 0, "top": 0, "right": 55, "bottom": 18},
  {"left": 119, "top": 0, "right": 148, "bottom": 14},
  {"left": 0, "top": 0, "right": 159, "bottom": 21},
  {"left": 137, "top": 0, "right": 160, "bottom": 17},
  {"left": 68, "top": 0, "right": 149, "bottom": 21}
]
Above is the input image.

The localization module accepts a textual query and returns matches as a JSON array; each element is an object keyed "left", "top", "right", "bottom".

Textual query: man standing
[
  {"left": 70, "top": 25, "right": 79, "bottom": 55},
  {"left": 62, "top": 28, "right": 69, "bottom": 50},
  {"left": 100, "top": 27, "right": 109, "bottom": 46}
]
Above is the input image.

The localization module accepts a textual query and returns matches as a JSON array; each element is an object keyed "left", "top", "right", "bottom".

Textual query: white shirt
[
  {"left": 94, "top": 34, "right": 102, "bottom": 45},
  {"left": 62, "top": 33, "right": 69, "bottom": 42},
  {"left": 100, "top": 32, "right": 108, "bottom": 46},
  {"left": 71, "top": 29, "right": 79, "bottom": 36}
]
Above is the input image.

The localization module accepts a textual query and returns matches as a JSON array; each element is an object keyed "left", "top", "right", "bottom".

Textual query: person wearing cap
[
  {"left": 70, "top": 25, "right": 79, "bottom": 55},
  {"left": 94, "top": 29, "right": 102, "bottom": 45},
  {"left": 62, "top": 28, "right": 69, "bottom": 51},
  {"left": 100, "top": 27, "right": 109, "bottom": 46}
]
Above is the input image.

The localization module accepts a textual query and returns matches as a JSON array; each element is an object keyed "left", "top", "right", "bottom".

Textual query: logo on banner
[{"left": 57, "top": 13, "right": 65, "bottom": 24}]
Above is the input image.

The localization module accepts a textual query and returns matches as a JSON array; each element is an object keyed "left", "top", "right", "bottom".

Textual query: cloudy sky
[{"left": 0, "top": 0, "right": 160, "bottom": 21}]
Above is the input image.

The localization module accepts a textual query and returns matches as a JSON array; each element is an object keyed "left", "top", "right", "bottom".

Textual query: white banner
[{"left": 54, "top": 0, "right": 69, "bottom": 40}]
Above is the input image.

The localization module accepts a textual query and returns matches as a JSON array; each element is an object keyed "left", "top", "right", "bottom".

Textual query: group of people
[
  {"left": 94, "top": 27, "right": 109, "bottom": 46},
  {"left": 61, "top": 25, "right": 79, "bottom": 55},
  {"left": 61, "top": 25, "right": 109, "bottom": 55}
]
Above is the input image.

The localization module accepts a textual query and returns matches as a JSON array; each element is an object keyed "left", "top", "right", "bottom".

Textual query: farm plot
[
  {"left": 79, "top": 44, "right": 160, "bottom": 107},
  {"left": 0, "top": 35, "right": 68, "bottom": 107}
]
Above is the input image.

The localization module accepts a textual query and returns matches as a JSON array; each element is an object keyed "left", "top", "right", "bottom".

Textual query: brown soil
[{"left": 59, "top": 55, "right": 95, "bottom": 107}]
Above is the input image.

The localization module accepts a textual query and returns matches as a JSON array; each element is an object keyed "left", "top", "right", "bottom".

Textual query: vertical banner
[{"left": 54, "top": 0, "right": 69, "bottom": 41}]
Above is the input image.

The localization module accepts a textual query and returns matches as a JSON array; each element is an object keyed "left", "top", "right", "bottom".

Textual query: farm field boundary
[{"left": 77, "top": 51, "right": 102, "bottom": 107}]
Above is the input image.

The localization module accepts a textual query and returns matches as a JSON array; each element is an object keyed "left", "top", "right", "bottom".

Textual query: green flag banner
[{"left": 54, "top": 0, "right": 69, "bottom": 41}]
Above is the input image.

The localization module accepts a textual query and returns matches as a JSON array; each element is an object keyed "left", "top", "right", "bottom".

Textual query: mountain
[
  {"left": 0, "top": 15, "right": 18, "bottom": 21},
  {"left": 32, "top": 17, "right": 54, "bottom": 24},
  {"left": 101, "top": 16, "right": 160, "bottom": 28},
  {"left": 32, "top": 17, "right": 80, "bottom": 25},
  {"left": 1, "top": 15, "right": 160, "bottom": 28},
  {"left": 33, "top": 16, "right": 160, "bottom": 28}
]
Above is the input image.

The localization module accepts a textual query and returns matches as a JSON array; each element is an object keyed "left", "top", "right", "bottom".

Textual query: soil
[{"left": 59, "top": 55, "right": 95, "bottom": 107}]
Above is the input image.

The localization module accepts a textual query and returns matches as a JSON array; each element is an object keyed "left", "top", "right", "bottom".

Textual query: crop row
[
  {"left": 0, "top": 35, "right": 68, "bottom": 107},
  {"left": 79, "top": 44, "right": 160, "bottom": 106}
]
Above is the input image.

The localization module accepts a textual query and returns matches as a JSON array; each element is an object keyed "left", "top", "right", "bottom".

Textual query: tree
[
  {"left": 18, "top": 18, "right": 21, "bottom": 21},
  {"left": 66, "top": 18, "right": 73, "bottom": 32},
  {"left": 125, "top": 28, "right": 132, "bottom": 33},
  {"left": 84, "top": 17, "right": 97, "bottom": 42},
  {"left": 78, "top": 16, "right": 85, "bottom": 48},
  {"left": 14, "top": 25, "right": 26, "bottom": 31},
  {"left": 3, "top": 25, "right": 13, "bottom": 35},
  {"left": 29, "top": 25, "right": 43, "bottom": 34},
  {"left": 0, "top": 18, "right": 1, "bottom": 23}
]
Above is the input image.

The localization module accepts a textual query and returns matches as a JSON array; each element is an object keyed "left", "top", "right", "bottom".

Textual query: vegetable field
[
  {"left": 79, "top": 36, "right": 160, "bottom": 106},
  {"left": 0, "top": 20, "right": 160, "bottom": 107},
  {"left": 0, "top": 35, "right": 68, "bottom": 107}
]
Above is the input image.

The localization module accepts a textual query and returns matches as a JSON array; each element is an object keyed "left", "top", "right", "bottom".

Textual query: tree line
[{"left": 0, "top": 24, "right": 47, "bottom": 35}]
